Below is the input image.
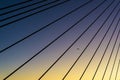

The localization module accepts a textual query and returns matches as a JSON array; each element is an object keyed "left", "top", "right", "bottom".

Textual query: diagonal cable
[
  {"left": 0, "top": 0, "right": 32, "bottom": 10},
  {"left": 115, "top": 59, "right": 120, "bottom": 80},
  {"left": 91, "top": 2, "right": 120, "bottom": 80},
  {"left": 0, "top": 0, "right": 70, "bottom": 28},
  {"left": 79, "top": 8, "right": 120, "bottom": 80},
  {"left": 101, "top": 19, "right": 120, "bottom": 80},
  {"left": 38, "top": 0, "right": 116, "bottom": 79},
  {"left": 0, "top": 0, "right": 47, "bottom": 16},
  {"left": 0, "top": 0, "right": 60, "bottom": 22},
  {"left": 109, "top": 43, "right": 120, "bottom": 80},
  {"left": 0, "top": 0, "right": 92, "bottom": 54},
  {"left": 3, "top": 0, "right": 104, "bottom": 80},
  {"left": 62, "top": 0, "right": 118, "bottom": 79}
]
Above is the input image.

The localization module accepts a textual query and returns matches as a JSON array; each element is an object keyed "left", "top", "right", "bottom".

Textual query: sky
[{"left": 0, "top": 0, "right": 120, "bottom": 80}]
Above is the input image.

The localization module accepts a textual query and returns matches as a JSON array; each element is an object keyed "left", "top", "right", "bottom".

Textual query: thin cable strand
[
  {"left": 0, "top": 0, "right": 59, "bottom": 22},
  {"left": 3, "top": 0, "right": 105, "bottom": 80},
  {"left": 0, "top": 0, "right": 47, "bottom": 16},
  {"left": 38, "top": 0, "right": 116, "bottom": 79},
  {"left": 79, "top": 6, "right": 120, "bottom": 80},
  {"left": 62, "top": 0, "right": 118, "bottom": 79},
  {"left": 0, "top": 0, "right": 92, "bottom": 54},
  {"left": 38, "top": 0, "right": 107, "bottom": 79},
  {"left": 115, "top": 59, "right": 120, "bottom": 80},
  {"left": 0, "top": 0, "right": 32, "bottom": 10},
  {"left": 101, "top": 20, "right": 120, "bottom": 80},
  {"left": 91, "top": 2, "right": 120, "bottom": 80},
  {"left": 0, "top": 0, "right": 70, "bottom": 28},
  {"left": 109, "top": 43, "right": 120, "bottom": 80}
]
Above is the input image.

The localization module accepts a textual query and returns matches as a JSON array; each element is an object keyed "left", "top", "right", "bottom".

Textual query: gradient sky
[{"left": 0, "top": 0, "right": 120, "bottom": 80}]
